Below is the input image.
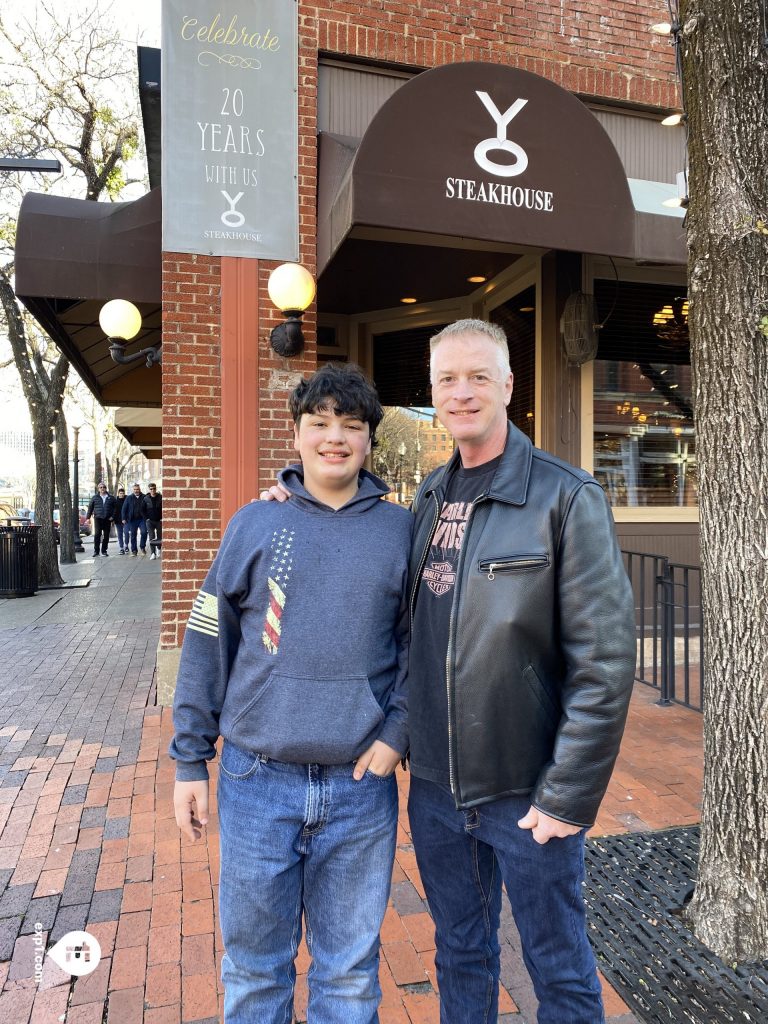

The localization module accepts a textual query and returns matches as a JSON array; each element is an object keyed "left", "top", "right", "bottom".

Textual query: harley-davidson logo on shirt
[{"left": 422, "top": 500, "right": 471, "bottom": 598}]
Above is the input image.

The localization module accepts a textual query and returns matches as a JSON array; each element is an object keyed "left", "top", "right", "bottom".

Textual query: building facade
[{"left": 14, "top": 1, "right": 692, "bottom": 697}]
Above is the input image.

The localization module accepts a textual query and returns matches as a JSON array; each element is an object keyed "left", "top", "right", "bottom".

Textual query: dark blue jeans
[
  {"left": 126, "top": 519, "right": 147, "bottom": 553},
  {"left": 408, "top": 776, "right": 604, "bottom": 1024}
]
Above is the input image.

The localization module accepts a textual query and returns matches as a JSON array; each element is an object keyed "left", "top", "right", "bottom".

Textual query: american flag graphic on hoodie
[{"left": 261, "top": 527, "right": 295, "bottom": 654}]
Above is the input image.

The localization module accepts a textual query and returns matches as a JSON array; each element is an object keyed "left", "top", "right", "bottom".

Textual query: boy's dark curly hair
[{"left": 289, "top": 363, "right": 384, "bottom": 443}]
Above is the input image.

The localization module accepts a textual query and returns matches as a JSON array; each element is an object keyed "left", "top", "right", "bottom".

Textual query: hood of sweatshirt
[{"left": 277, "top": 463, "right": 391, "bottom": 515}]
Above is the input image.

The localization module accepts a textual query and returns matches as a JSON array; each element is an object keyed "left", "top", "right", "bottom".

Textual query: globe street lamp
[{"left": 267, "top": 263, "right": 316, "bottom": 357}]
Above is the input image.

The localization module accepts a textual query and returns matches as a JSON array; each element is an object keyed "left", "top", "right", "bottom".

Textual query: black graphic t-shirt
[{"left": 409, "top": 455, "right": 502, "bottom": 786}]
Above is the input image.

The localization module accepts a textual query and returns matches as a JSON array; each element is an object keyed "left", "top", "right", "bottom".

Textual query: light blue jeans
[{"left": 216, "top": 741, "right": 398, "bottom": 1024}]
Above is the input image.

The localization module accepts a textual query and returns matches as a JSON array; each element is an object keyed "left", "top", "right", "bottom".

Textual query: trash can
[{"left": 0, "top": 519, "right": 39, "bottom": 598}]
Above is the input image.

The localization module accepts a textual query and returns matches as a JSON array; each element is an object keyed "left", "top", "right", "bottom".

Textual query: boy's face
[{"left": 293, "top": 404, "right": 371, "bottom": 495}]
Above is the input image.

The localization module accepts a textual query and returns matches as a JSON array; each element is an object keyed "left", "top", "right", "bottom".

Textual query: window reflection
[{"left": 593, "top": 359, "right": 696, "bottom": 507}]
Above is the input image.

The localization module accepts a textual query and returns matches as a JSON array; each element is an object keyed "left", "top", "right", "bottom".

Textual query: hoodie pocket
[{"left": 230, "top": 673, "right": 385, "bottom": 764}]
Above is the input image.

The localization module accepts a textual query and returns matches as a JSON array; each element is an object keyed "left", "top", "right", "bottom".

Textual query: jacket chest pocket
[{"left": 477, "top": 553, "right": 549, "bottom": 580}]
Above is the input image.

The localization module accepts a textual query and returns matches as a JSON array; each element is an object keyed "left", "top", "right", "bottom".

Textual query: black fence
[{"left": 622, "top": 550, "right": 703, "bottom": 712}]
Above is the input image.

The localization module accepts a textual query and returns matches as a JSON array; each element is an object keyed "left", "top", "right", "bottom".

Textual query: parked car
[{"left": 52, "top": 506, "right": 91, "bottom": 543}]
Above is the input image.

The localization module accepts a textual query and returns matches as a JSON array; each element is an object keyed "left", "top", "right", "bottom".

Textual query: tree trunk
[
  {"left": 680, "top": 0, "right": 768, "bottom": 961},
  {"left": 32, "top": 423, "right": 61, "bottom": 587},
  {"left": 55, "top": 413, "right": 75, "bottom": 565},
  {"left": 0, "top": 266, "right": 68, "bottom": 586}
]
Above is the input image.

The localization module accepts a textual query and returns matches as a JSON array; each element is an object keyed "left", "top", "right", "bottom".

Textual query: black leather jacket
[{"left": 409, "top": 424, "right": 636, "bottom": 826}]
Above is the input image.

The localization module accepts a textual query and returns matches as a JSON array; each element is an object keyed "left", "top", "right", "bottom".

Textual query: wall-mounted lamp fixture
[
  {"left": 267, "top": 263, "right": 316, "bottom": 357},
  {"left": 99, "top": 299, "right": 161, "bottom": 367}
]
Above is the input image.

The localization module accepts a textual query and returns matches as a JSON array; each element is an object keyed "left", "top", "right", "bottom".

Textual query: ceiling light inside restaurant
[
  {"left": 467, "top": 275, "right": 487, "bottom": 283},
  {"left": 400, "top": 297, "right": 418, "bottom": 304}
]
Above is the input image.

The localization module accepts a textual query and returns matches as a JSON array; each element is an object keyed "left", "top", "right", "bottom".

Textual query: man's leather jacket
[{"left": 408, "top": 424, "right": 636, "bottom": 826}]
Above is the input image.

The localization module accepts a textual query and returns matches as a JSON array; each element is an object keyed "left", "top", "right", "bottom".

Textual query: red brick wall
[
  {"left": 160, "top": 253, "right": 222, "bottom": 649},
  {"left": 309, "top": 0, "right": 679, "bottom": 107},
  {"left": 161, "top": 0, "right": 678, "bottom": 650}
]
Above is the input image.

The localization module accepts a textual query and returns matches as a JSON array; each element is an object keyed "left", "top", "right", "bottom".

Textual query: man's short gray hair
[{"left": 429, "top": 319, "right": 511, "bottom": 378}]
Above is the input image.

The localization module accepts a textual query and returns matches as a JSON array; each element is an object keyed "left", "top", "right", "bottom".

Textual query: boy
[{"left": 170, "top": 364, "right": 412, "bottom": 1024}]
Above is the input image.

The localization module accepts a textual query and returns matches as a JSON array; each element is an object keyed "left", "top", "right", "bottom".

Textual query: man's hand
[
  {"left": 353, "top": 740, "right": 401, "bottom": 780},
  {"left": 517, "top": 806, "right": 581, "bottom": 845},
  {"left": 174, "top": 780, "right": 209, "bottom": 842},
  {"left": 256, "top": 482, "right": 290, "bottom": 503}
]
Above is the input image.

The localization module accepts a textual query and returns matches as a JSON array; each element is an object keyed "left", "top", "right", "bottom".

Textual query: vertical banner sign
[{"left": 161, "top": 0, "right": 298, "bottom": 260}]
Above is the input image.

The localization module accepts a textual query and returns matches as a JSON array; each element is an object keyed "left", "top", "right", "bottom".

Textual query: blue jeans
[
  {"left": 216, "top": 742, "right": 398, "bottom": 1024},
  {"left": 126, "top": 519, "right": 147, "bottom": 552},
  {"left": 408, "top": 777, "right": 604, "bottom": 1024}
]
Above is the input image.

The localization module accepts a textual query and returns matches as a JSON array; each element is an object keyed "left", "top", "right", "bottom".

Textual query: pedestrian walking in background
[
  {"left": 122, "top": 482, "right": 147, "bottom": 556},
  {"left": 113, "top": 487, "right": 128, "bottom": 553},
  {"left": 85, "top": 482, "right": 115, "bottom": 557},
  {"left": 142, "top": 483, "right": 163, "bottom": 559}
]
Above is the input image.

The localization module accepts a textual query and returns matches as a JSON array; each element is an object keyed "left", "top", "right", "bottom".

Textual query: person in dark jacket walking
[
  {"left": 142, "top": 483, "right": 163, "bottom": 559},
  {"left": 86, "top": 483, "right": 115, "bottom": 557},
  {"left": 122, "top": 483, "right": 147, "bottom": 556},
  {"left": 113, "top": 487, "right": 128, "bottom": 553}
]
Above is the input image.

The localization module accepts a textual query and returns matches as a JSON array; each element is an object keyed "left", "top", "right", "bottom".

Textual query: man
[
  {"left": 113, "top": 487, "right": 128, "bottom": 553},
  {"left": 142, "top": 483, "right": 163, "bottom": 560},
  {"left": 85, "top": 482, "right": 115, "bottom": 557},
  {"left": 264, "top": 320, "right": 635, "bottom": 1023},
  {"left": 122, "top": 482, "right": 147, "bottom": 557}
]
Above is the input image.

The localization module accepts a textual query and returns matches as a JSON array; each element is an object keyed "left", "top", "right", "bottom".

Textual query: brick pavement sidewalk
[{"left": 0, "top": 619, "right": 702, "bottom": 1024}]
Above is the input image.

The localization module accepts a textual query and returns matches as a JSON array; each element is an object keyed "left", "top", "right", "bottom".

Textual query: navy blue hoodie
[{"left": 170, "top": 467, "right": 412, "bottom": 781}]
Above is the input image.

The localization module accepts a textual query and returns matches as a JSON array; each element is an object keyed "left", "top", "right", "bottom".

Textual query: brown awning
[
  {"left": 14, "top": 188, "right": 162, "bottom": 408},
  {"left": 114, "top": 407, "right": 162, "bottom": 458},
  {"left": 318, "top": 62, "right": 685, "bottom": 274}
]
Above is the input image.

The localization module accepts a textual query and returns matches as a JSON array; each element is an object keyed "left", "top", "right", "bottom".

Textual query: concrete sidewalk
[
  {"left": 0, "top": 556, "right": 703, "bottom": 1023},
  {"left": 0, "top": 550, "right": 160, "bottom": 631}
]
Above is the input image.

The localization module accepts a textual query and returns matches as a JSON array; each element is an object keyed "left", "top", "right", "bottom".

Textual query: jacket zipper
[
  {"left": 446, "top": 495, "right": 486, "bottom": 796},
  {"left": 479, "top": 554, "right": 549, "bottom": 580}
]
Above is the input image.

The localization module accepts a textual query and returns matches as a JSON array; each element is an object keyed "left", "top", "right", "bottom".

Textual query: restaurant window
[{"left": 593, "top": 280, "right": 696, "bottom": 508}]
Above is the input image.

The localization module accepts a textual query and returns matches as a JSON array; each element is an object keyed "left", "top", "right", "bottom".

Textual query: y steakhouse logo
[{"left": 445, "top": 90, "right": 554, "bottom": 213}]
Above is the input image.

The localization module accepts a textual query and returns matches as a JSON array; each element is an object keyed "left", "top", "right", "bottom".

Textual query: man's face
[
  {"left": 431, "top": 333, "right": 513, "bottom": 456},
  {"left": 118, "top": 491, "right": 124, "bottom": 499},
  {"left": 98, "top": 485, "right": 106, "bottom": 494},
  {"left": 133, "top": 485, "right": 141, "bottom": 496},
  {"left": 149, "top": 486, "right": 156, "bottom": 495},
  {"left": 293, "top": 404, "right": 371, "bottom": 495}
]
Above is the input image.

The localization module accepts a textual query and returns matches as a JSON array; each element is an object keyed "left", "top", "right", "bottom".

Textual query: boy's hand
[
  {"left": 174, "top": 780, "right": 209, "bottom": 842},
  {"left": 353, "top": 740, "right": 401, "bottom": 780},
  {"left": 255, "top": 482, "right": 290, "bottom": 503}
]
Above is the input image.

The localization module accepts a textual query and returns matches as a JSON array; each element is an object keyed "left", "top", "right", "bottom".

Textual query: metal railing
[{"left": 622, "top": 550, "right": 703, "bottom": 712}]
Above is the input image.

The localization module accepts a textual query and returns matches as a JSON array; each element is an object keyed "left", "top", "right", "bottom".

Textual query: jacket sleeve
[
  {"left": 121, "top": 497, "right": 129, "bottom": 520},
  {"left": 86, "top": 498, "right": 95, "bottom": 518},
  {"left": 169, "top": 521, "right": 245, "bottom": 781},
  {"left": 531, "top": 481, "right": 636, "bottom": 827}
]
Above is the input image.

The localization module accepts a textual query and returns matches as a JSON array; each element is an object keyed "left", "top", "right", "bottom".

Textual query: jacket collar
[{"left": 425, "top": 423, "right": 533, "bottom": 506}]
